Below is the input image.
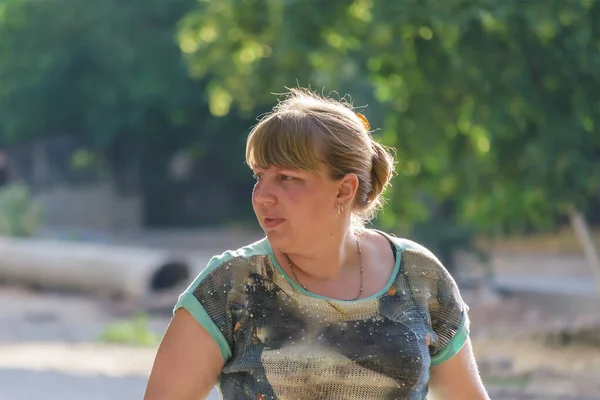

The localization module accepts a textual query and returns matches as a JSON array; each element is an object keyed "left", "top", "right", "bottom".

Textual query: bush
[
  {"left": 0, "top": 183, "right": 43, "bottom": 237},
  {"left": 97, "top": 313, "right": 162, "bottom": 347}
]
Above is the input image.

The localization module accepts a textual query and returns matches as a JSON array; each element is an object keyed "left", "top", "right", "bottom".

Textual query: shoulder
[
  {"left": 376, "top": 230, "right": 455, "bottom": 287},
  {"left": 377, "top": 231, "right": 443, "bottom": 268},
  {"left": 184, "top": 237, "right": 273, "bottom": 291},
  {"left": 173, "top": 238, "right": 272, "bottom": 362},
  {"left": 205, "top": 237, "right": 272, "bottom": 272}
]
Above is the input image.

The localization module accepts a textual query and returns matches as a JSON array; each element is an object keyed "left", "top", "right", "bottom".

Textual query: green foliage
[
  {"left": 97, "top": 313, "right": 161, "bottom": 347},
  {"left": 0, "top": 0, "right": 201, "bottom": 147},
  {"left": 0, "top": 183, "right": 42, "bottom": 237},
  {"left": 0, "top": 0, "right": 255, "bottom": 226},
  {"left": 1, "top": 0, "right": 599, "bottom": 247},
  {"left": 179, "top": 0, "right": 600, "bottom": 237}
]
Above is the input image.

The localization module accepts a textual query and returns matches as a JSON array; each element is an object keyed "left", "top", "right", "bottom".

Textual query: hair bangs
[{"left": 246, "top": 113, "right": 322, "bottom": 171}]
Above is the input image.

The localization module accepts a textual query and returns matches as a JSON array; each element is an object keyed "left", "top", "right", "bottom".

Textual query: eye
[{"left": 280, "top": 174, "right": 297, "bottom": 181}]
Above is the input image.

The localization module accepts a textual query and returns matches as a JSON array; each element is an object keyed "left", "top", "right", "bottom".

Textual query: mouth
[{"left": 262, "top": 217, "right": 285, "bottom": 229}]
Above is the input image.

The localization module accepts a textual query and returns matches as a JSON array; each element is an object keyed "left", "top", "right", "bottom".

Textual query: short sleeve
[
  {"left": 426, "top": 257, "right": 470, "bottom": 366},
  {"left": 396, "top": 239, "right": 470, "bottom": 367},
  {"left": 173, "top": 255, "right": 234, "bottom": 362}
]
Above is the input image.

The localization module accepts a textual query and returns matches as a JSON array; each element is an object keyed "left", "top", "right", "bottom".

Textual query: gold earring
[{"left": 337, "top": 203, "right": 341, "bottom": 215}]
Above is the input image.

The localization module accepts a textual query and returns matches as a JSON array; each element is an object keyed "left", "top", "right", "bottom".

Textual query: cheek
[
  {"left": 250, "top": 185, "right": 258, "bottom": 210},
  {"left": 290, "top": 187, "right": 331, "bottom": 218}
]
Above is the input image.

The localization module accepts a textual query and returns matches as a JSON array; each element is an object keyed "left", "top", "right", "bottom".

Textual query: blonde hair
[{"left": 245, "top": 88, "right": 395, "bottom": 226}]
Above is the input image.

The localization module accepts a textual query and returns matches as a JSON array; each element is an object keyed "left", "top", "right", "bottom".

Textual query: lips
[{"left": 262, "top": 217, "right": 285, "bottom": 229}]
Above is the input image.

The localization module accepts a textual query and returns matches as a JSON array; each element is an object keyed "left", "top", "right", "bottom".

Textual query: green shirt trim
[
  {"left": 174, "top": 291, "right": 232, "bottom": 361},
  {"left": 267, "top": 230, "right": 403, "bottom": 303},
  {"left": 430, "top": 309, "right": 470, "bottom": 366},
  {"left": 173, "top": 238, "right": 272, "bottom": 362}
]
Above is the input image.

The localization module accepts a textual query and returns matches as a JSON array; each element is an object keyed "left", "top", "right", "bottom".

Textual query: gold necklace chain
[{"left": 287, "top": 236, "right": 364, "bottom": 301}]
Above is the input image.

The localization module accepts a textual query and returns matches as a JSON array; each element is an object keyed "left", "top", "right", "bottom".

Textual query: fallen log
[{"left": 0, "top": 237, "right": 197, "bottom": 301}]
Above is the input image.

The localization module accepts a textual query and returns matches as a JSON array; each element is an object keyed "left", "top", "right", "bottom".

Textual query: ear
[{"left": 336, "top": 173, "right": 359, "bottom": 204}]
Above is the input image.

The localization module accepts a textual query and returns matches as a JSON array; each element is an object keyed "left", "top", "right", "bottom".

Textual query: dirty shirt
[{"left": 174, "top": 232, "right": 470, "bottom": 400}]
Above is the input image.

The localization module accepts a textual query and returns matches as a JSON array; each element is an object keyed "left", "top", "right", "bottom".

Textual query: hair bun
[{"left": 366, "top": 142, "right": 394, "bottom": 204}]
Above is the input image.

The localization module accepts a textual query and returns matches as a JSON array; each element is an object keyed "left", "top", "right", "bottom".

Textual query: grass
[{"left": 97, "top": 313, "right": 162, "bottom": 347}]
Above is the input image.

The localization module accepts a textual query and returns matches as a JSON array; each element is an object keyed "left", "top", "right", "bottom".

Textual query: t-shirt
[{"left": 174, "top": 231, "right": 470, "bottom": 400}]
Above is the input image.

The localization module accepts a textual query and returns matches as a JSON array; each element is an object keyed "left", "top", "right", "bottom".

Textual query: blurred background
[{"left": 0, "top": 0, "right": 600, "bottom": 399}]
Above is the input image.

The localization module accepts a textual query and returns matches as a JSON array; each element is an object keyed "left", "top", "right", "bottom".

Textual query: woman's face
[{"left": 251, "top": 164, "right": 341, "bottom": 251}]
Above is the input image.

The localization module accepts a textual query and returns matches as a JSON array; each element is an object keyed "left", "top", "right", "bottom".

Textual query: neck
[{"left": 281, "top": 228, "right": 360, "bottom": 281}]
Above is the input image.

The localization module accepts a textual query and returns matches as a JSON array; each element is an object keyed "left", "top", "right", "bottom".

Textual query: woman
[{"left": 144, "top": 88, "right": 490, "bottom": 399}]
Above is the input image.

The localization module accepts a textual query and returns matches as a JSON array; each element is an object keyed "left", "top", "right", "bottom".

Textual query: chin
[
  {"left": 263, "top": 229, "right": 291, "bottom": 251},
  {"left": 263, "top": 228, "right": 283, "bottom": 241}
]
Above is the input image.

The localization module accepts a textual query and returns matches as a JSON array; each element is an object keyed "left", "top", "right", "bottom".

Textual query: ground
[
  {"left": 1, "top": 228, "right": 599, "bottom": 399},
  {"left": 468, "top": 296, "right": 600, "bottom": 399}
]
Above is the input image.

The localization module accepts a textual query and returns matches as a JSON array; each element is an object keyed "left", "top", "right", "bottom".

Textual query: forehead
[
  {"left": 253, "top": 162, "right": 330, "bottom": 177},
  {"left": 246, "top": 116, "right": 324, "bottom": 171}
]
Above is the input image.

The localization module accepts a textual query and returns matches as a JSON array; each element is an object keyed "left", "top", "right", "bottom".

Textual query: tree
[
  {"left": 178, "top": 0, "right": 600, "bottom": 278},
  {"left": 0, "top": 0, "right": 255, "bottom": 226}
]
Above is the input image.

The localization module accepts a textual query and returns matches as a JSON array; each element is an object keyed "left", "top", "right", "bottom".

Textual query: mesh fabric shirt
[{"left": 174, "top": 231, "right": 470, "bottom": 399}]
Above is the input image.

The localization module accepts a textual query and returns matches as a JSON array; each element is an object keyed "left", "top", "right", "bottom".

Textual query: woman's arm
[
  {"left": 428, "top": 337, "right": 490, "bottom": 400},
  {"left": 144, "top": 308, "right": 225, "bottom": 400}
]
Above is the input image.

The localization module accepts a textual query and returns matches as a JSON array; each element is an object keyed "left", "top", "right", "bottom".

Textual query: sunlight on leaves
[
  {"left": 208, "top": 84, "right": 233, "bottom": 117},
  {"left": 418, "top": 26, "right": 433, "bottom": 41},
  {"left": 348, "top": 0, "right": 373, "bottom": 23},
  {"left": 199, "top": 25, "right": 218, "bottom": 43}
]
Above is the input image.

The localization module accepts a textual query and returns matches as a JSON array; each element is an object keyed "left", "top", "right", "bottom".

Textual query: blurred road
[
  {"left": 0, "top": 369, "right": 220, "bottom": 400},
  {"left": 0, "top": 369, "right": 148, "bottom": 400},
  {"left": 0, "top": 285, "right": 221, "bottom": 400}
]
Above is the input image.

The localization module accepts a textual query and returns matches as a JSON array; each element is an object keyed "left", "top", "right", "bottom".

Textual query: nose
[{"left": 252, "top": 177, "right": 276, "bottom": 205}]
